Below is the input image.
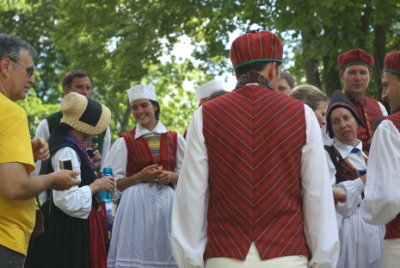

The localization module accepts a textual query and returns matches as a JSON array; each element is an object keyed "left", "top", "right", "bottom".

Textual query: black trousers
[{"left": 0, "top": 244, "right": 24, "bottom": 268}]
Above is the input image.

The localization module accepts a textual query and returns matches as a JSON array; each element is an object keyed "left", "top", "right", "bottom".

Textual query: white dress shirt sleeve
[
  {"left": 100, "top": 127, "right": 112, "bottom": 170},
  {"left": 104, "top": 137, "right": 128, "bottom": 202},
  {"left": 325, "top": 151, "right": 337, "bottom": 186},
  {"left": 51, "top": 147, "right": 92, "bottom": 219},
  {"left": 378, "top": 101, "right": 389, "bottom": 116},
  {"left": 361, "top": 119, "right": 400, "bottom": 225},
  {"left": 175, "top": 134, "right": 186, "bottom": 174},
  {"left": 35, "top": 118, "right": 50, "bottom": 141},
  {"left": 302, "top": 105, "right": 340, "bottom": 268},
  {"left": 336, "top": 179, "right": 364, "bottom": 217},
  {"left": 172, "top": 107, "right": 208, "bottom": 268},
  {"left": 32, "top": 119, "right": 51, "bottom": 176}
]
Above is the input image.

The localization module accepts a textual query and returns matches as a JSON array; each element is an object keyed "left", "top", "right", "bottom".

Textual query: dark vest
[
  {"left": 324, "top": 145, "right": 363, "bottom": 184},
  {"left": 42, "top": 127, "right": 96, "bottom": 186},
  {"left": 120, "top": 128, "right": 178, "bottom": 176},
  {"left": 202, "top": 84, "right": 310, "bottom": 260},
  {"left": 385, "top": 112, "right": 400, "bottom": 239}
]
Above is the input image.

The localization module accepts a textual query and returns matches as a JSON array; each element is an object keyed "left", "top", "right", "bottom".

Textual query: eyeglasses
[{"left": 9, "top": 58, "right": 35, "bottom": 77}]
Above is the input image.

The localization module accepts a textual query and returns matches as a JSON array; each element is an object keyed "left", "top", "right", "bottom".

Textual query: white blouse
[
  {"left": 51, "top": 147, "right": 93, "bottom": 219},
  {"left": 326, "top": 139, "right": 366, "bottom": 217},
  {"left": 104, "top": 121, "right": 186, "bottom": 200}
]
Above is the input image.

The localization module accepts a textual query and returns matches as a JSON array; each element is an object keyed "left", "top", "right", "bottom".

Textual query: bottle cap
[{"left": 103, "top": 167, "right": 113, "bottom": 175}]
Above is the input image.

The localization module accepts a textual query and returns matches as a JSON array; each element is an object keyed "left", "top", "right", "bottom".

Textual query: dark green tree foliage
[{"left": 1, "top": 0, "right": 400, "bottom": 138}]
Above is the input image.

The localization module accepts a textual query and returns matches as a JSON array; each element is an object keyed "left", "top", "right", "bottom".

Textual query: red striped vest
[
  {"left": 202, "top": 84, "right": 310, "bottom": 260},
  {"left": 120, "top": 128, "right": 177, "bottom": 176},
  {"left": 385, "top": 112, "right": 400, "bottom": 239},
  {"left": 351, "top": 97, "right": 385, "bottom": 153}
]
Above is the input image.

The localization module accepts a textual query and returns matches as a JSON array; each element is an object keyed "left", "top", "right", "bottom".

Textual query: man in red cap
[
  {"left": 338, "top": 48, "right": 388, "bottom": 152},
  {"left": 172, "top": 30, "right": 339, "bottom": 268},
  {"left": 362, "top": 51, "right": 400, "bottom": 268}
]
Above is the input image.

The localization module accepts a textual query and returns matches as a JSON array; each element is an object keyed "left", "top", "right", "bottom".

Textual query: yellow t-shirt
[{"left": 0, "top": 92, "right": 35, "bottom": 255}]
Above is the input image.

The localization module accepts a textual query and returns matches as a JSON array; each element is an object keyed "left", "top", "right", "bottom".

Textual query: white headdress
[
  {"left": 195, "top": 80, "right": 224, "bottom": 102},
  {"left": 127, "top": 84, "right": 157, "bottom": 103}
]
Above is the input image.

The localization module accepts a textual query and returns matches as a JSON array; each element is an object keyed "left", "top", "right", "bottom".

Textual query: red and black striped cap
[
  {"left": 383, "top": 51, "right": 400, "bottom": 75},
  {"left": 229, "top": 30, "right": 283, "bottom": 70},
  {"left": 337, "top": 48, "right": 374, "bottom": 71}
]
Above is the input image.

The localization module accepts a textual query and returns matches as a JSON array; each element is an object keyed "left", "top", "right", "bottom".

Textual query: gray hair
[{"left": 0, "top": 33, "right": 37, "bottom": 61}]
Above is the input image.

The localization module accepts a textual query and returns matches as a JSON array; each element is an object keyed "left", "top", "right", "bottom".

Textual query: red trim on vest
[
  {"left": 352, "top": 97, "right": 385, "bottom": 152},
  {"left": 385, "top": 112, "right": 400, "bottom": 239},
  {"left": 120, "top": 128, "right": 178, "bottom": 176},
  {"left": 202, "top": 85, "right": 310, "bottom": 261}
]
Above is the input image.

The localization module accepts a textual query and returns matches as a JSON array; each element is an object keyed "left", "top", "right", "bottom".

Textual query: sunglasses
[{"left": 10, "top": 58, "right": 35, "bottom": 77}]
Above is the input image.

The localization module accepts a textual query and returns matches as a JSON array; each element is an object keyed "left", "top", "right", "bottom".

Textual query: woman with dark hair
[
  {"left": 25, "top": 92, "right": 114, "bottom": 268},
  {"left": 324, "top": 91, "right": 384, "bottom": 268},
  {"left": 107, "top": 84, "right": 185, "bottom": 268}
]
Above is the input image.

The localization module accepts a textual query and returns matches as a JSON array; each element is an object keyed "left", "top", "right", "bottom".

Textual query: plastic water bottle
[{"left": 99, "top": 168, "right": 113, "bottom": 202}]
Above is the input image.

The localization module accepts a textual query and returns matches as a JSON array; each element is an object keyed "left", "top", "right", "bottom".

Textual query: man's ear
[
  {"left": 265, "top": 62, "right": 277, "bottom": 82},
  {"left": 63, "top": 87, "right": 71, "bottom": 95},
  {"left": 0, "top": 57, "right": 12, "bottom": 78},
  {"left": 339, "top": 71, "right": 344, "bottom": 81}
]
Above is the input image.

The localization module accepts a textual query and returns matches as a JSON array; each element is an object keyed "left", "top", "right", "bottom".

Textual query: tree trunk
[
  {"left": 323, "top": 55, "right": 341, "bottom": 96},
  {"left": 319, "top": 24, "right": 341, "bottom": 95},
  {"left": 358, "top": 4, "right": 373, "bottom": 48},
  {"left": 373, "top": 24, "right": 388, "bottom": 102},
  {"left": 302, "top": 31, "right": 321, "bottom": 89}
]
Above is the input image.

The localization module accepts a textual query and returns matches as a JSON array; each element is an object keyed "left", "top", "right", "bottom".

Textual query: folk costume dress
[
  {"left": 25, "top": 127, "right": 109, "bottom": 268},
  {"left": 325, "top": 139, "right": 384, "bottom": 268},
  {"left": 107, "top": 121, "right": 185, "bottom": 268}
]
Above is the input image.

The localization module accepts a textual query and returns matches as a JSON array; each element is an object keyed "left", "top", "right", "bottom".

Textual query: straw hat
[
  {"left": 60, "top": 92, "right": 111, "bottom": 135},
  {"left": 127, "top": 84, "right": 157, "bottom": 103}
]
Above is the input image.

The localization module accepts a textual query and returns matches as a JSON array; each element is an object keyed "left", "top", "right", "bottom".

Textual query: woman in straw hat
[
  {"left": 25, "top": 92, "right": 115, "bottom": 268},
  {"left": 106, "top": 85, "right": 185, "bottom": 268},
  {"left": 324, "top": 91, "right": 384, "bottom": 268}
]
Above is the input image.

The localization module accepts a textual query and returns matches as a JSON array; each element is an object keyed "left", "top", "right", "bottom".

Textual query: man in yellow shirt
[{"left": 0, "top": 34, "right": 80, "bottom": 267}]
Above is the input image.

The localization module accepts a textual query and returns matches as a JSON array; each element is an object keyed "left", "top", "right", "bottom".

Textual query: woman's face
[
  {"left": 70, "top": 129, "right": 93, "bottom": 144},
  {"left": 330, "top": 107, "right": 358, "bottom": 146},
  {"left": 131, "top": 99, "right": 158, "bottom": 130},
  {"left": 277, "top": 78, "right": 291, "bottom": 95},
  {"left": 314, "top": 101, "right": 328, "bottom": 127}
]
